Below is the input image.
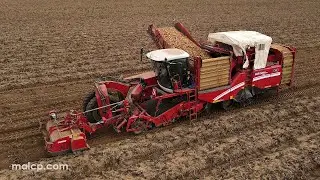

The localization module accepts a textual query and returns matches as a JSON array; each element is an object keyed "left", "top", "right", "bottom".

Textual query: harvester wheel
[
  {"left": 85, "top": 97, "right": 101, "bottom": 123},
  {"left": 235, "top": 89, "right": 253, "bottom": 107},
  {"left": 240, "top": 98, "right": 253, "bottom": 107},
  {"left": 83, "top": 91, "right": 96, "bottom": 112},
  {"left": 221, "top": 100, "right": 234, "bottom": 110},
  {"left": 204, "top": 103, "right": 213, "bottom": 114},
  {"left": 84, "top": 90, "right": 125, "bottom": 123}
]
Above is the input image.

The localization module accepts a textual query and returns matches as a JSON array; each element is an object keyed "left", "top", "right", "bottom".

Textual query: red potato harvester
[{"left": 40, "top": 22, "right": 296, "bottom": 155}]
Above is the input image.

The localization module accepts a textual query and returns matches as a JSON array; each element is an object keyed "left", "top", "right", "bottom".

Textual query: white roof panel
[{"left": 146, "top": 48, "right": 189, "bottom": 61}]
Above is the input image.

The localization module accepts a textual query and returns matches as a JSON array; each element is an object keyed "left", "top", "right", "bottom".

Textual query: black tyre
[
  {"left": 83, "top": 91, "right": 95, "bottom": 112},
  {"left": 235, "top": 89, "right": 253, "bottom": 107},
  {"left": 204, "top": 103, "right": 213, "bottom": 114},
  {"left": 85, "top": 97, "right": 101, "bottom": 123},
  {"left": 221, "top": 100, "right": 234, "bottom": 110}
]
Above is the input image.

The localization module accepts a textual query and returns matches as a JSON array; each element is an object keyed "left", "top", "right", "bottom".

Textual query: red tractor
[{"left": 40, "top": 23, "right": 296, "bottom": 155}]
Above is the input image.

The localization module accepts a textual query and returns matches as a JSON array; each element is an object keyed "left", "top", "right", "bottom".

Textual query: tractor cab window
[{"left": 151, "top": 58, "right": 190, "bottom": 90}]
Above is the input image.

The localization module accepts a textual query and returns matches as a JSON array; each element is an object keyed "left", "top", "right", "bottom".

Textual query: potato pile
[{"left": 157, "top": 27, "right": 211, "bottom": 59}]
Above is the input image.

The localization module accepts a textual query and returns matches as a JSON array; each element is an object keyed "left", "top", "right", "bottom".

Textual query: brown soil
[{"left": 0, "top": 0, "right": 320, "bottom": 179}]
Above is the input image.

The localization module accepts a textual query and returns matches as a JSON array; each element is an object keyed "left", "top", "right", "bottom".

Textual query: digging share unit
[{"left": 40, "top": 22, "right": 296, "bottom": 155}]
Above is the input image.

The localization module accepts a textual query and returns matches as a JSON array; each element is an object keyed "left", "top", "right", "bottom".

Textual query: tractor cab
[{"left": 146, "top": 48, "right": 191, "bottom": 93}]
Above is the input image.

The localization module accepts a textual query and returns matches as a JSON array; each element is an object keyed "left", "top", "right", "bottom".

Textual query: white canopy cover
[{"left": 208, "top": 31, "right": 272, "bottom": 69}]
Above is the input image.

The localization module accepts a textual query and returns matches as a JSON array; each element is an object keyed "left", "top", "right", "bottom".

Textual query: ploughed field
[{"left": 0, "top": 0, "right": 320, "bottom": 179}]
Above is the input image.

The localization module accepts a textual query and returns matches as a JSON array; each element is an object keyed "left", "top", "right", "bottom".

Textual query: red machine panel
[{"left": 252, "top": 65, "right": 282, "bottom": 89}]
